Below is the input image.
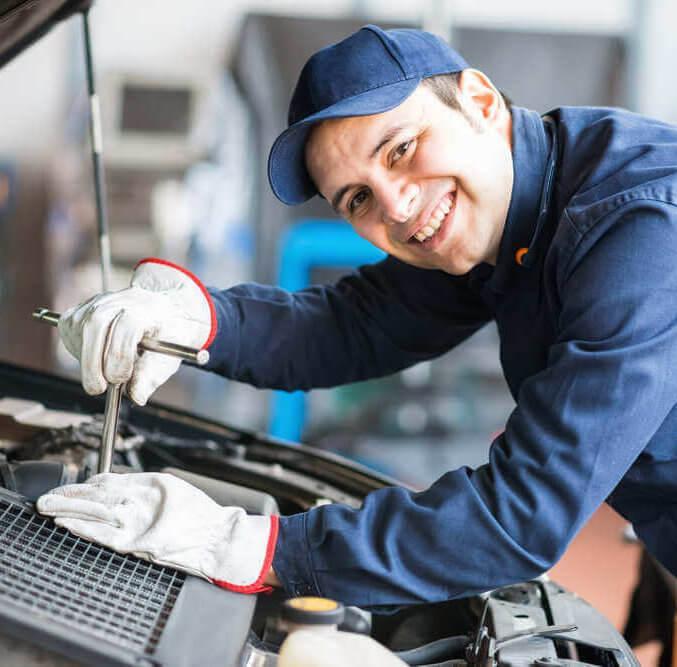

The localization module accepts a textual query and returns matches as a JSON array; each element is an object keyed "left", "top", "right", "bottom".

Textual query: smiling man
[
  {"left": 303, "top": 71, "right": 513, "bottom": 275},
  {"left": 39, "top": 25, "right": 677, "bottom": 608}
]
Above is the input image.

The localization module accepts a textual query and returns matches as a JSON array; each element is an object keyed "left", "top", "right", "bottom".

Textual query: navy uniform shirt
[{"left": 206, "top": 105, "right": 677, "bottom": 608}]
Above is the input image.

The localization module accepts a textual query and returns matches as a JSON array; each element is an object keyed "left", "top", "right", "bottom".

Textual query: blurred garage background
[{"left": 0, "top": 2, "right": 675, "bottom": 662}]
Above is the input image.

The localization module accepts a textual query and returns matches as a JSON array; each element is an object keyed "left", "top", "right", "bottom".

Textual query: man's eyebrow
[
  {"left": 331, "top": 184, "right": 354, "bottom": 213},
  {"left": 370, "top": 124, "right": 409, "bottom": 159},
  {"left": 330, "top": 125, "right": 410, "bottom": 213}
]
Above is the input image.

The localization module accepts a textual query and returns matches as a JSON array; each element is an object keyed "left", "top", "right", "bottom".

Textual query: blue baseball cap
[{"left": 267, "top": 25, "right": 469, "bottom": 206}]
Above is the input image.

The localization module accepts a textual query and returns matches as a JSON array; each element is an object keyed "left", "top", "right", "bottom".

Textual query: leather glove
[
  {"left": 37, "top": 472, "right": 279, "bottom": 594},
  {"left": 58, "top": 258, "right": 216, "bottom": 406}
]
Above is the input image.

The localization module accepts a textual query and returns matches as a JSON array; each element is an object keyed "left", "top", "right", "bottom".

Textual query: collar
[{"left": 482, "top": 106, "right": 556, "bottom": 294}]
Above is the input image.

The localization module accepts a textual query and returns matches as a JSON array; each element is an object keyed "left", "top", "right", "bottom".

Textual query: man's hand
[
  {"left": 58, "top": 258, "right": 216, "bottom": 406},
  {"left": 37, "top": 472, "right": 279, "bottom": 594}
]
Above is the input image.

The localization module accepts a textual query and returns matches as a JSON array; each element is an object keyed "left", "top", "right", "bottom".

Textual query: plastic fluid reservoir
[{"left": 277, "top": 597, "right": 406, "bottom": 667}]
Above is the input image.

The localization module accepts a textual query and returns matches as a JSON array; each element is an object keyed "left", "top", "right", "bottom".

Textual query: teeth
[{"left": 411, "top": 192, "right": 455, "bottom": 243}]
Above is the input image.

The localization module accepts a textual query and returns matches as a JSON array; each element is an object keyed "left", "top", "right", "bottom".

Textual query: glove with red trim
[
  {"left": 37, "top": 472, "right": 279, "bottom": 594},
  {"left": 58, "top": 258, "right": 216, "bottom": 406}
]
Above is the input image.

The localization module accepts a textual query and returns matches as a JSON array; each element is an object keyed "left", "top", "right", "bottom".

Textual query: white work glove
[
  {"left": 58, "top": 258, "right": 216, "bottom": 405},
  {"left": 37, "top": 472, "right": 279, "bottom": 594}
]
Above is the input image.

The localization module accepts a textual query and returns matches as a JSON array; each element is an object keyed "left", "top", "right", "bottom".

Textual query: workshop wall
[
  {"left": 0, "top": 0, "right": 355, "bottom": 161},
  {"left": 0, "top": 23, "right": 70, "bottom": 160},
  {"left": 4, "top": 0, "right": 677, "bottom": 162}
]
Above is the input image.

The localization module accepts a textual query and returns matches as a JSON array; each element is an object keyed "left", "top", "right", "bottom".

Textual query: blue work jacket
[{"left": 206, "top": 105, "right": 677, "bottom": 608}]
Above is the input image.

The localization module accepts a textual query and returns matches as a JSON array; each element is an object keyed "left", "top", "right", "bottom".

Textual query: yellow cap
[
  {"left": 282, "top": 597, "right": 345, "bottom": 625},
  {"left": 287, "top": 597, "right": 340, "bottom": 612}
]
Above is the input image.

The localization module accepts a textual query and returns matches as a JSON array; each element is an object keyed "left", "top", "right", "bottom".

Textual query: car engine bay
[{"left": 0, "top": 361, "right": 638, "bottom": 667}]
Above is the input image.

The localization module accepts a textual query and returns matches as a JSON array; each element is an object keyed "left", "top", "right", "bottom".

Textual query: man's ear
[{"left": 457, "top": 69, "right": 503, "bottom": 128}]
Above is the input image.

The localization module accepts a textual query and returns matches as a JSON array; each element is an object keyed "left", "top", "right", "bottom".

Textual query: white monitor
[{"left": 100, "top": 72, "right": 208, "bottom": 169}]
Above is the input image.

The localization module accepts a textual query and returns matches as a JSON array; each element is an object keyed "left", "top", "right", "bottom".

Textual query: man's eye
[
  {"left": 392, "top": 140, "right": 413, "bottom": 164},
  {"left": 348, "top": 189, "right": 369, "bottom": 213}
]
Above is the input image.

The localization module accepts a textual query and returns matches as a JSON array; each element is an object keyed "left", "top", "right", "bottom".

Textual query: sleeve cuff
[
  {"left": 273, "top": 512, "right": 321, "bottom": 597},
  {"left": 203, "top": 287, "right": 240, "bottom": 373}
]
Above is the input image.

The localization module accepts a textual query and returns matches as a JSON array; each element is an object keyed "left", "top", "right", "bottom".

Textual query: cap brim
[{"left": 268, "top": 77, "right": 421, "bottom": 206}]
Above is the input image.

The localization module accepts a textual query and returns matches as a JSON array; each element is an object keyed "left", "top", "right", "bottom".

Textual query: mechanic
[{"left": 38, "top": 25, "right": 677, "bottom": 608}]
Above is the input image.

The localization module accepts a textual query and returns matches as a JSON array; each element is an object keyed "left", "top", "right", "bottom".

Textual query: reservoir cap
[{"left": 282, "top": 597, "right": 345, "bottom": 626}]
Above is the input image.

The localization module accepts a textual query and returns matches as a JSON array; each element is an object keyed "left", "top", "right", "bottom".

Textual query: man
[{"left": 37, "top": 25, "right": 677, "bottom": 608}]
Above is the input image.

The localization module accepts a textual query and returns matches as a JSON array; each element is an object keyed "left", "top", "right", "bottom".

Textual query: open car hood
[{"left": 0, "top": 0, "right": 91, "bottom": 68}]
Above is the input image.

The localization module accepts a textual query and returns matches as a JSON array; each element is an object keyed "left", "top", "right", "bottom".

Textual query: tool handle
[{"left": 33, "top": 308, "right": 210, "bottom": 366}]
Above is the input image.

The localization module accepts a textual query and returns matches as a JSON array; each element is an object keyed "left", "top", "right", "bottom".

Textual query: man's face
[{"left": 305, "top": 72, "right": 514, "bottom": 275}]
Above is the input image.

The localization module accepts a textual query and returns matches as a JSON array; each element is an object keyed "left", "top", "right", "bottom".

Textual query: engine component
[
  {"left": 0, "top": 487, "right": 256, "bottom": 666},
  {"left": 162, "top": 466, "right": 279, "bottom": 515},
  {"left": 278, "top": 626, "right": 407, "bottom": 667},
  {"left": 340, "top": 606, "right": 372, "bottom": 635},
  {"left": 0, "top": 397, "right": 92, "bottom": 444},
  {"left": 281, "top": 597, "right": 346, "bottom": 628},
  {"left": 394, "top": 635, "right": 470, "bottom": 665},
  {"left": 0, "top": 459, "right": 81, "bottom": 501}
]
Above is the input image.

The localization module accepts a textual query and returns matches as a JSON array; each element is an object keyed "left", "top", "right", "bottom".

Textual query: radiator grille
[{"left": 0, "top": 495, "right": 184, "bottom": 655}]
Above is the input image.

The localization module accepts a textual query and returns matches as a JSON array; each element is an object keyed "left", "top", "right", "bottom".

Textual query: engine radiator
[{"left": 0, "top": 487, "right": 255, "bottom": 666}]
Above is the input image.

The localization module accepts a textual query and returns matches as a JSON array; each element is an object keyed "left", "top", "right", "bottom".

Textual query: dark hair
[{"left": 423, "top": 72, "right": 513, "bottom": 115}]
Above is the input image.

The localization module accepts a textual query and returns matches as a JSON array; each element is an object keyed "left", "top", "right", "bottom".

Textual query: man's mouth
[{"left": 408, "top": 191, "right": 456, "bottom": 245}]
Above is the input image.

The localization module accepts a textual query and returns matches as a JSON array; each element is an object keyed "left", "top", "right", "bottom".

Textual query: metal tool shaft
[
  {"left": 33, "top": 308, "right": 210, "bottom": 365},
  {"left": 99, "top": 383, "right": 122, "bottom": 474}
]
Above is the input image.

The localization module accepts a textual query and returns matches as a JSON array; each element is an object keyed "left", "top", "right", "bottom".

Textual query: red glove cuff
[
  {"left": 134, "top": 257, "right": 218, "bottom": 349},
  {"left": 211, "top": 515, "right": 280, "bottom": 595}
]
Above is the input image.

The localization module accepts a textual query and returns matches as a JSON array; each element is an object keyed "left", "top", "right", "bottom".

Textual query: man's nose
[{"left": 379, "top": 181, "right": 419, "bottom": 225}]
